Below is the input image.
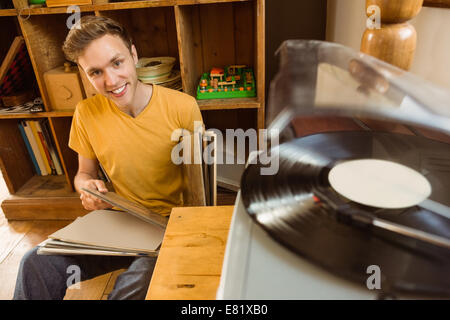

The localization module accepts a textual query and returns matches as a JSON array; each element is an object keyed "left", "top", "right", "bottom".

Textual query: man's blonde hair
[{"left": 62, "top": 15, "right": 133, "bottom": 63}]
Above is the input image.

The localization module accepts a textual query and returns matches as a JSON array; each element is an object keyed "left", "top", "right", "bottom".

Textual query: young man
[{"left": 13, "top": 15, "right": 202, "bottom": 300}]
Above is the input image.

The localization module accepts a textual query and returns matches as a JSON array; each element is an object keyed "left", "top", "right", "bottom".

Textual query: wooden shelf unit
[
  {"left": 0, "top": 9, "right": 17, "bottom": 17},
  {"left": 0, "top": 0, "right": 265, "bottom": 220}
]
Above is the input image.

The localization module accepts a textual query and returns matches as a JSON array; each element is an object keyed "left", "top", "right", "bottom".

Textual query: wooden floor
[
  {"left": 0, "top": 172, "right": 237, "bottom": 300},
  {"left": 0, "top": 213, "right": 128, "bottom": 300}
]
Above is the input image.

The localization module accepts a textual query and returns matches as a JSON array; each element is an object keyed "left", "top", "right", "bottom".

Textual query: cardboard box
[{"left": 44, "top": 63, "right": 85, "bottom": 111}]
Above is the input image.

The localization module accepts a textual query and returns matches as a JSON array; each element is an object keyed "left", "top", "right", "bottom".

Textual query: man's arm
[{"left": 74, "top": 154, "right": 113, "bottom": 211}]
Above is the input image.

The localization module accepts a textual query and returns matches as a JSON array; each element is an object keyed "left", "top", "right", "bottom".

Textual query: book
[
  {"left": 18, "top": 122, "right": 41, "bottom": 175},
  {"left": 21, "top": 120, "right": 48, "bottom": 176},
  {"left": 38, "top": 190, "right": 168, "bottom": 257},
  {"left": 27, "top": 120, "right": 51, "bottom": 174},
  {"left": 39, "top": 119, "right": 63, "bottom": 175},
  {"left": 35, "top": 120, "right": 57, "bottom": 175}
]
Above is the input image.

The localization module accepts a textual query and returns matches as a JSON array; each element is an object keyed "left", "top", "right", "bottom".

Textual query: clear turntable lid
[{"left": 267, "top": 40, "right": 450, "bottom": 136}]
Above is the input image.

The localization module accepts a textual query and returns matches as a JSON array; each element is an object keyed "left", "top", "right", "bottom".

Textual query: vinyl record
[{"left": 241, "top": 131, "right": 450, "bottom": 297}]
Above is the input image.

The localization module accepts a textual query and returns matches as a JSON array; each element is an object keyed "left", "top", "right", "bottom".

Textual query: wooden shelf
[
  {"left": 0, "top": 9, "right": 17, "bottom": 16},
  {"left": 1, "top": 0, "right": 264, "bottom": 220},
  {"left": 197, "top": 97, "right": 260, "bottom": 110},
  {"left": 0, "top": 99, "right": 259, "bottom": 116},
  {"left": 14, "top": 174, "right": 72, "bottom": 197},
  {"left": 0, "top": 113, "right": 49, "bottom": 120},
  {"left": 0, "top": 111, "right": 74, "bottom": 119},
  {"left": 1, "top": 174, "right": 87, "bottom": 220},
  {"left": 15, "top": 0, "right": 252, "bottom": 15},
  {"left": 1, "top": 97, "right": 262, "bottom": 117},
  {"left": 2, "top": 194, "right": 87, "bottom": 220}
]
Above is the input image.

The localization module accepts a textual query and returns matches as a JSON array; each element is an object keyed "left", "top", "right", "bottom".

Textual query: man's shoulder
[
  {"left": 75, "top": 94, "right": 109, "bottom": 116},
  {"left": 157, "top": 85, "right": 196, "bottom": 105},
  {"left": 77, "top": 94, "right": 107, "bottom": 107}
]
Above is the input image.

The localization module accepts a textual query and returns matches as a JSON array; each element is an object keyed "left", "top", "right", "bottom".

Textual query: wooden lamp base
[{"left": 361, "top": 0, "right": 423, "bottom": 70}]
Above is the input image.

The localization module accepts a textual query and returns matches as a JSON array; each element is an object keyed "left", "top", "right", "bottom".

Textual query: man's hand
[
  {"left": 79, "top": 179, "right": 113, "bottom": 211},
  {"left": 74, "top": 154, "right": 113, "bottom": 211}
]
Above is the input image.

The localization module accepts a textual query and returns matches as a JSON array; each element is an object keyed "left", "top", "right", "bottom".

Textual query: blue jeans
[{"left": 13, "top": 246, "right": 157, "bottom": 300}]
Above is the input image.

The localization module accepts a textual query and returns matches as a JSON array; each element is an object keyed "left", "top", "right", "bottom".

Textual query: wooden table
[{"left": 146, "top": 205, "right": 234, "bottom": 300}]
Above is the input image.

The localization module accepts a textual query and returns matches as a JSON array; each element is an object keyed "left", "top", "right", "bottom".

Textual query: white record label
[{"left": 328, "top": 159, "right": 431, "bottom": 209}]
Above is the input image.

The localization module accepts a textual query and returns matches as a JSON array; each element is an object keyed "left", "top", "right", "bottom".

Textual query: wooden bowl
[{"left": 136, "top": 57, "right": 176, "bottom": 82}]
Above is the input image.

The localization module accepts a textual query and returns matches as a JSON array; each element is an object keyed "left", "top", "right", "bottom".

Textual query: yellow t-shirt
[{"left": 69, "top": 84, "right": 203, "bottom": 216}]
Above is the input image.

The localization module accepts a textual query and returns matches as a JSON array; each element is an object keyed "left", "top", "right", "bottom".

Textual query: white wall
[
  {"left": 326, "top": 0, "right": 450, "bottom": 90},
  {"left": 326, "top": 0, "right": 366, "bottom": 50}
]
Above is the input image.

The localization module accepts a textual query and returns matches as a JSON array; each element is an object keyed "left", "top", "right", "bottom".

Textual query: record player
[{"left": 216, "top": 40, "right": 450, "bottom": 299}]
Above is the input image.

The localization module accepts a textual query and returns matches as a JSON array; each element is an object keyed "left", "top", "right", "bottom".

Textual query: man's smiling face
[{"left": 78, "top": 34, "right": 139, "bottom": 108}]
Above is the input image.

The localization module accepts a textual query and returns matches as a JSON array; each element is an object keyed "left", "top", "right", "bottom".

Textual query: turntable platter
[
  {"left": 241, "top": 131, "right": 450, "bottom": 297},
  {"left": 328, "top": 159, "right": 432, "bottom": 209}
]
